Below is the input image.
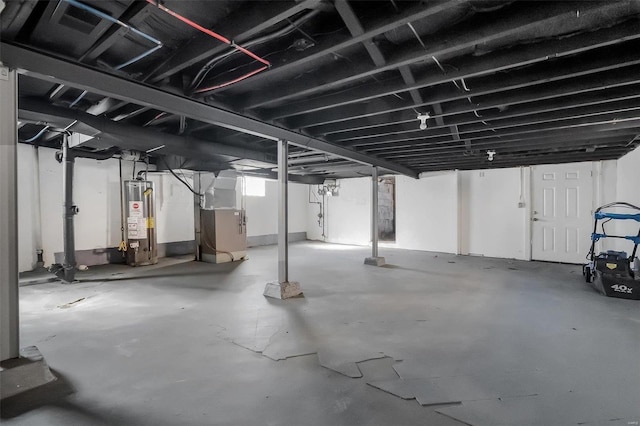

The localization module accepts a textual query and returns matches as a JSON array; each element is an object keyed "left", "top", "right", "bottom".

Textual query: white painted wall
[
  {"left": 18, "top": 145, "right": 632, "bottom": 271},
  {"left": 307, "top": 177, "right": 371, "bottom": 245},
  {"left": 395, "top": 173, "right": 458, "bottom": 254},
  {"left": 304, "top": 160, "right": 620, "bottom": 261},
  {"left": 148, "top": 173, "right": 195, "bottom": 244},
  {"left": 16, "top": 146, "right": 195, "bottom": 271},
  {"left": 459, "top": 168, "right": 529, "bottom": 260},
  {"left": 17, "top": 144, "right": 39, "bottom": 272},
  {"left": 614, "top": 146, "right": 640, "bottom": 252},
  {"left": 240, "top": 178, "right": 308, "bottom": 237},
  {"left": 19, "top": 147, "right": 138, "bottom": 268},
  {"left": 17, "top": 151, "right": 310, "bottom": 272}
]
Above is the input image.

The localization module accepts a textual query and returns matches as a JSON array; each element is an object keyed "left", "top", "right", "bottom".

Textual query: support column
[
  {"left": 193, "top": 172, "right": 201, "bottom": 261},
  {"left": 0, "top": 66, "right": 55, "bottom": 400},
  {"left": 61, "top": 134, "right": 77, "bottom": 282},
  {"left": 365, "top": 166, "right": 385, "bottom": 266},
  {"left": 278, "top": 139, "right": 289, "bottom": 283},
  {"left": 264, "top": 139, "right": 303, "bottom": 299},
  {"left": 0, "top": 65, "right": 19, "bottom": 361}
]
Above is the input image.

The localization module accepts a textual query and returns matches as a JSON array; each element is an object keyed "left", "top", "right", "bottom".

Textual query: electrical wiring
[
  {"left": 161, "top": 158, "right": 203, "bottom": 197},
  {"left": 197, "top": 44, "right": 294, "bottom": 89},
  {"left": 189, "top": 10, "right": 319, "bottom": 91},
  {"left": 144, "top": 111, "right": 167, "bottom": 127},
  {"left": 69, "top": 91, "right": 87, "bottom": 108},
  {"left": 146, "top": 0, "right": 270, "bottom": 94},
  {"left": 24, "top": 126, "right": 50, "bottom": 142},
  {"left": 146, "top": 0, "right": 266, "bottom": 64},
  {"left": 194, "top": 66, "right": 268, "bottom": 93}
]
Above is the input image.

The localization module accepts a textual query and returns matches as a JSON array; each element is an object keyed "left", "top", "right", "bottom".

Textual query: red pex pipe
[{"left": 146, "top": 0, "right": 270, "bottom": 67}]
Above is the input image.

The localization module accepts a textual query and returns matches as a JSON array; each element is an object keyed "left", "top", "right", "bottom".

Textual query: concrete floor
[{"left": 3, "top": 242, "right": 639, "bottom": 425}]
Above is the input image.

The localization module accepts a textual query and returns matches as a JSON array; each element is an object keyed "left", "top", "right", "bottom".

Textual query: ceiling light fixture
[
  {"left": 417, "top": 113, "right": 430, "bottom": 130},
  {"left": 487, "top": 150, "right": 496, "bottom": 161}
]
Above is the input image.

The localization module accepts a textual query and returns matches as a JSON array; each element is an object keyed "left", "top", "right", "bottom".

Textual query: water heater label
[
  {"left": 129, "top": 201, "right": 144, "bottom": 217},
  {"left": 127, "top": 217, "right": 147, "bottom": 239}
]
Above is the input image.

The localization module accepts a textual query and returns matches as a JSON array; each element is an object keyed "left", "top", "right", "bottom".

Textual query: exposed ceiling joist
[
  {"left": 385, "top": 132, "right": 638, "bottom": 158},
  {"left": 4, "top": 0, "right": 639, "bottom": 176},
  {"left": 260, "top": 20, "right": 640, "bottom": 119},
  {"left": 374, "top": 119, "right": 640, "bottom": 157},
  {"left": 1, "top": 42, "right": 419, "bottom": 178},
  {"left": 149, "top": 0, "right": 324, "bottom": 83},
  {"left": 308, "top": 67, "right": 640, "bottom": 136},
  {"left": 287, "top": 45, "right": 640, "bottom": 129},
  {"left": 242, "top": 0, "right": 634, "bottom": 112},
  {"left": 408, "top": 150, "right": 627, "bottom": 171},
  {"left": 18, "top": 98, "right": 276, "bottom": 165},
  {"left": 349, "top": 100, "right": 640, "bottom": 148},
  {"left": 206, "top": 0, "right": 465, "bottom": 96},
  {"left": 329, "top": 84, "right": 640, "bottom": 141},
  {"left": 79, "top": 1, "right": 151, "bottom": 63}
]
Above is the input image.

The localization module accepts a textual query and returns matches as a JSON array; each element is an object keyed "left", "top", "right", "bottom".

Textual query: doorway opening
[{"left": 378, "top": 176, "right": 396, "bottom": 242}]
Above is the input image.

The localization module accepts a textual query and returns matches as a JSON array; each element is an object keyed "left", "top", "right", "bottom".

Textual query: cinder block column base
[
  {"left": 364, "top": 256, "right": 386, "bottom": 267},
  {"left": 264, "top": 281, "right": 304, "bottom": 299},
  {"left": 1, "top": 346, "right": 56, "bottom": 400}
]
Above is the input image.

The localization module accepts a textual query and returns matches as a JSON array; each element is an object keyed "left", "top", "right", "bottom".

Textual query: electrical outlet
[{"left": 518, "top": 202, "right": 525, "bottom": 208}]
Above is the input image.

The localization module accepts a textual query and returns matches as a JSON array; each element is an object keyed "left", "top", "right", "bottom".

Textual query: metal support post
[
  {"left": 194, "top": 172, "right": 202, "bottom": 261},
  {"left": 0, "top": 66, "right": 56, "bottom": 398},
  {"left": 278, "top": 139, "right": 289, "bottom": 283},
  {"left": 365, "top": 166, "right": 385, "bottom": 266},
  {"left": 0, "top": 65, "right": 19, "bottom": 361},
  {"left": 61, "top": 134, "right": 77, "bottom": 282},
  {"left": 264, "top": 139, "right": 302, "bottom": 299},
  {"left": 371, "top": 166, "right": 379, "bottom": 258}
]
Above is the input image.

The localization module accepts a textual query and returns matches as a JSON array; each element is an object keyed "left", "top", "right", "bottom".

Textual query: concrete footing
[
  {"left": 264, "top": 281, "right": 304, "bottom": 299},
  {"left": 0, "top": 346, "right": 56, "bottom": 400},
  {"left": 364, "top": 256, "right": 386, "bottom": 267}
]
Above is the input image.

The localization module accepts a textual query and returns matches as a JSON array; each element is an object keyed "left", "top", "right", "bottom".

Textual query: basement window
[{"left": 244, "top": 177, "right": 266, "bottom": 197}]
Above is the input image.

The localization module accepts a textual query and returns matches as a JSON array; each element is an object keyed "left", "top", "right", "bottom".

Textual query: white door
[{"left": 531, "top": 163, "right": 593, "bottom": 264}]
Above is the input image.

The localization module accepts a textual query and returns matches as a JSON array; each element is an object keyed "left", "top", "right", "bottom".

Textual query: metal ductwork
[{"left": 55, "top": 146, "right": 121, "bottom": 162}]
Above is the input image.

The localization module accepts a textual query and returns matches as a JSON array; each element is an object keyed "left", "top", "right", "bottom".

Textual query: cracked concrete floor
[{"left": 4, "top": 242, "right": 640, "bottom": 425}]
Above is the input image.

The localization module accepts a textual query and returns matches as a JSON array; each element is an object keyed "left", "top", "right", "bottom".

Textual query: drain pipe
[
  {"left": 33, "top": 145, "right": 45, "bottom": 269},
  {"left": 61, "top": 134, "right": 77, "bottom": 282},
  {"left": 56, "top": 140, "right": 120, "bottom": 282}
]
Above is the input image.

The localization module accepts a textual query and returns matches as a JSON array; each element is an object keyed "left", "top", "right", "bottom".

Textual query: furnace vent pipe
[{"left": 61, "top": 134, "right": 77, "bottom": 282}]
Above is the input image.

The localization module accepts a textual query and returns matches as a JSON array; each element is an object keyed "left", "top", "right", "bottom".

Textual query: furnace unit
[
  {"left": 124, "top": 180, "right": 158, "bottom": 266},
  {"left": 200, "top": 209, "right": 247, "bottom": 263}
]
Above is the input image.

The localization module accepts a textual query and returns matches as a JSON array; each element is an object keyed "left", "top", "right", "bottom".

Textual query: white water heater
[{"left": 124, "top": 180, "right": 158, "bottom": 266}]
